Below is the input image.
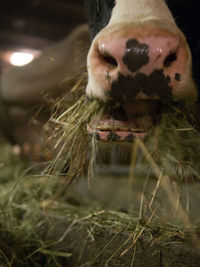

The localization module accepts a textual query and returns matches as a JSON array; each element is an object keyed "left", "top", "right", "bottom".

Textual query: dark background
[
  {"left": 0, "top": 0, "right": 86, "bottom": 69},
  {"left": 1, "top": 0, "right": 200, "bottom": 73}
]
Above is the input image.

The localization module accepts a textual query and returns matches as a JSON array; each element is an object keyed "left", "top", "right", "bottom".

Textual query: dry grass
[
  {"left": 1, "top": 76, "right": 200, "bottom": 265},
  {"left": 44, "top": 74, "right": 105, "bottom": 185},
  {"left": 0, "top": 145, "right": 191, "bottom": 266}
]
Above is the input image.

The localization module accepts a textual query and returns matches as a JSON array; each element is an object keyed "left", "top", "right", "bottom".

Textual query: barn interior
[
  {"left": 1, "top": 0, "right": 200, "bottom": 266},
  {"left": 0, "top": 0, "right": 86, "bottom": 69}
]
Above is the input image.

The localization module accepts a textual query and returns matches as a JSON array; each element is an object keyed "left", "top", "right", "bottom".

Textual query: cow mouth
[{"left": 87, "top": 99, "right": 163, "bottom": 142}]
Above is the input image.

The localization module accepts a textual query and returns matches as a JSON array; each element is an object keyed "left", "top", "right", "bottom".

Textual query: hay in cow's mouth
[
  {"left": 1, "top": 97, "right": 200, "bottom": 266},
  {"left": 44, "top": 70, "right": 200, "bottom": 185},
  {"left": 47, "top": 72, "right": 200, "bottom": 184},
  {"left": 87, "top": 99, "right": 163, "bottom": 142},
  {"left": 144, "top": 104, "right": 200, "bottom": 181},
  {"left": 45, "top": 75, "right": 106, "bottom": 183},
  {"left": 86, "top": 97, "right": 200, "bottom": 181}
]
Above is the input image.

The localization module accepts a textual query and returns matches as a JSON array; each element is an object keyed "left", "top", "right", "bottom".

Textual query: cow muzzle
[{"left": 86, "top": 25, "right": 197, "bottom": 142}]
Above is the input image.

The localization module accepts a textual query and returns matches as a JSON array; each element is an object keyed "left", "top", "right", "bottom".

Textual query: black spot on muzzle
[
  {"left": 110, "top": 69, "right": 172, "bottom": 102},
  {"left": 123, "top": 39, "right": 150, "bottom": 72}
]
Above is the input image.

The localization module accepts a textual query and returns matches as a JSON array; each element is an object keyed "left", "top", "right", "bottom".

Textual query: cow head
[{"left": 85, "top": 0, "right": 198, "bottom": 142}]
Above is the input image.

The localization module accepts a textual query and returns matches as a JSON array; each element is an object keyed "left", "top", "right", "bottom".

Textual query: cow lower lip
[
  {"left": 88, "top": 128, "right": 148, "bottom": 142},
  {"left": 87, "top": 119, "right": 148, "bottom": 142},
  {"left": 87, "top": 99, "right": 162, "bottom": 142}
]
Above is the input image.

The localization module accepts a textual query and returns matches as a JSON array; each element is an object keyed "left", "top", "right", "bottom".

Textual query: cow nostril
[
  {"left": 164, "top": 52, "right": 177, "bottom": 67},
  {"left": 101, "top": 54, "right": 118, "bottom": 67}
]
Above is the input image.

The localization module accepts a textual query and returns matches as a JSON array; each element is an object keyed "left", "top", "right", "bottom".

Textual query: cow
[
  {"left": 0, "top": 0, "right": 200, "bottom": 163},
  {"left": 84, "top": 0, "right": 199, "bottom": 143}
]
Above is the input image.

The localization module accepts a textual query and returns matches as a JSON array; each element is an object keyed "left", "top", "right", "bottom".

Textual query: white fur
[{"left": 110, "top": 0, "right": 176, "bottom": 25}]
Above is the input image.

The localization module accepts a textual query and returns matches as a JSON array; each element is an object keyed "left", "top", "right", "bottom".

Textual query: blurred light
[{"left": 10, "top": 52, "right": 34, "bottom": 66}]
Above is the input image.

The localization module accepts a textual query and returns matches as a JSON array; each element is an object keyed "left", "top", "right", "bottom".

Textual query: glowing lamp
[{"left": 10, "top": 52, "right": 34, "bottom": 66}]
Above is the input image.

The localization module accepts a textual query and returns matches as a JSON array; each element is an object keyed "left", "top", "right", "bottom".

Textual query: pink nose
[
  {"left": 98, "top": 34, "right": 185, "bottom": 76},
  {"left": 92, "top": 31, "right": 188, "bottom": 98}
]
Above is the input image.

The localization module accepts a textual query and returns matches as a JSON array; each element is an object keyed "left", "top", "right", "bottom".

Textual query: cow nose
[{"left": 95, "top": 34, "right": 185, "bottom": 81}]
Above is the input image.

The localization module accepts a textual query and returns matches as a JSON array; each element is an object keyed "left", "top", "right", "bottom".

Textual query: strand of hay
[
  {"left": 44, "top": 74, "right": 105, "bottom": 186},
  {"left": 135, "top": 138, "right": 200, "bottom": 251},
  {"left": 144, "top": 102, "right": 200, "bottom": 181},
  {"left": 125, "top": 102, "right": 200, "bottom": 254}
]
